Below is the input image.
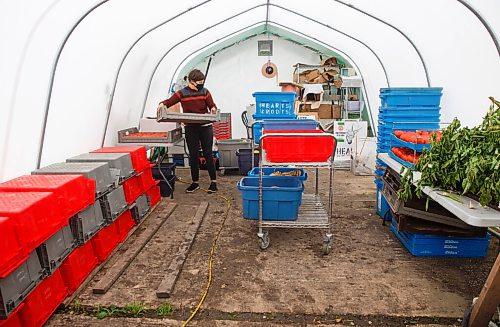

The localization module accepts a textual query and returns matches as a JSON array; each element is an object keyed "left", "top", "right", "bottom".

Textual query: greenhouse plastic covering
[{"left": 0, "top": 0, "right": 498, "bottom": 181}]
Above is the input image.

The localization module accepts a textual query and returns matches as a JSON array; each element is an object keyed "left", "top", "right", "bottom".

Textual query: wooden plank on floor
[
  {"left": 156, "top": 201, "right": 209, "bottom": 298},
  {"left": 92, "top": 202, "right": 177, "bottom": 294},
  {"left": 60, "top": 201, "right": 164, "bottom": 308},
  {"left": 468, "top": 253, "right": 500, "bottom": 327}
]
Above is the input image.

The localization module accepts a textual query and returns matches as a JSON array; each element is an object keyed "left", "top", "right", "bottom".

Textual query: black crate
[
  {"left": 131, "top": 194, "right": 150, "bottom": 224},
  {"left": 37, "top": 224, "right": 75, "bottom": 274},
  {"left": 99, "top": 185, "right": 128, "bottom": 223},
  {"left": 70, "top": 202, "right": 105, "bottom": 245},
  {"left": 0, "top": 251, "right": 43, "bottom": 319}
]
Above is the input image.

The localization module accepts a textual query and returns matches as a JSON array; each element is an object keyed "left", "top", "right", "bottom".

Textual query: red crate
[
  {"left": 0, "top": 175, "right": 95, "bottom": 218},
  {"left": 262, "top": 130, "right": 336, "bottom": 163},
  {"left": 136, "top": 166, "right": 155, "bottom": 193},
  {"left": 91, "top": 222, "right": 120, "bottom": 262},
  {"left": 146, "top": 182, "right": 161, "bottom": 208},
  {"left": 0, "top": 304, "right": 23, "bottom": 327},
  {"left": 215, "top": 134, "right": 231, "bottom": 140},
  {"left": 19, "top": 269, "right": 68, "bottom": 327},
  {"left": 115, "top": 210, "right": 135, "bottom": 242},
  {"left": 92, "top": 146, "right": 149, "bottom": 172},
  {"left": 0, "top": 217, "right": 28, "bottom": 278},
  {"left": 59, "top": 241, "right": 98, "bottom": 293},
  {"left": 0, "top": 192, "right": 66, "bottom": 258},
  {"left": 121, "top": 176, "right": 142, "bottom": 205}
]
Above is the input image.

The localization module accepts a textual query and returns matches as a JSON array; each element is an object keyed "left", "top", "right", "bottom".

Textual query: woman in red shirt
[{"left": 158, "top": 69, "right": 218, "bottom": 193}]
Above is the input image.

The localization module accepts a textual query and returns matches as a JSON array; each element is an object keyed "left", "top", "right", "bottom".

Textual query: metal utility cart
[{"left": 256, "top": 132, "right": 337, "bottom": 254}]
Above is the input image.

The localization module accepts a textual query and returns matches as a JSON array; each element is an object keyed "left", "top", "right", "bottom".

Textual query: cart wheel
[
  {"left": 258, "top": 232, "right": 270, "bottom": 250},
  {"left": 219, "top": 169, "right": 225, "bottom": 177},
  {"left": 322, "top": 241, "right": 331, "bottom": 255}
]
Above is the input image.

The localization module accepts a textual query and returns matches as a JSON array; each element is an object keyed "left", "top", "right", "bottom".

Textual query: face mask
[{"left": 196, "top": 83, "right": 204, "bottom": 91}]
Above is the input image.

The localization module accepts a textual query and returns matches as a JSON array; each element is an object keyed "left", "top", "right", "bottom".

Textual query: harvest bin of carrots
[
  {"left": 390, "top": 129, "right": 443, "bottom": 155},
  {"left": 394, "top": 130, "right": 442, "bottom": 144}
]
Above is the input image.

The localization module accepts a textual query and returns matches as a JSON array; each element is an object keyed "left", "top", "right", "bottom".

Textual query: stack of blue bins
[
  {"left": 375, "top": 87, "right": 443, "bottom": 222},
  {"left": 237, "top": 92, "right": 317, "bottom": 221}
]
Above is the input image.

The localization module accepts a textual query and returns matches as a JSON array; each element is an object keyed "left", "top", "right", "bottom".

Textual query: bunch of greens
[{"left": 398, "top": 97, "right": 500, "bottom": 207}]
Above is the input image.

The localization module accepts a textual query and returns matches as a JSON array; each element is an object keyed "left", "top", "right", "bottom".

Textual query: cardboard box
[
  {"left": 317, "top": 104, "right": 342, "bottom": 119},
  {"left": 311, "top": 74, "right": 327, "bottom": 84},
  {"left": 320, "top": 57, "right": 338, "bottom": 66},
  {"left": 322, "top": 69, "right": 339, "bottom": 82},
  {"left": 298, "top": 69, "right": 321, "bottom": 83},
  {"left": 332, "top": 104, "right": 341, "bottom": 118},
  {"left": 318, "top": 104, "right": 333, "bottom": 119}
]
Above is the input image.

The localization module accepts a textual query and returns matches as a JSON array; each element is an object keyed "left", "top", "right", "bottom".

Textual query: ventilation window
[{"left": 258, "top": 40, "right": 273, "bottom": 56}]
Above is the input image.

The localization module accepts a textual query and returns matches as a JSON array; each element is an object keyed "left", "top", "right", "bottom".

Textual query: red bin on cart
[{"left": 262, "top": 130, "right": 336, "bottom": 163}]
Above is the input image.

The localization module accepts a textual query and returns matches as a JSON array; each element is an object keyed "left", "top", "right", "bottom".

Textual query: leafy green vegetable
[{"left": 398, "top": 97, "right": 500, "bottom": 206}]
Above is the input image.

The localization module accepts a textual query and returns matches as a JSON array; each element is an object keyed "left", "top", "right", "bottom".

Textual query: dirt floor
[{"left": 47, "top": 168, "right": 499, "bottom": 326}]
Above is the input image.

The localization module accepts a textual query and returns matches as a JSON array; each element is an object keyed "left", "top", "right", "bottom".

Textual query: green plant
[
  {"left": 156, "top": 303, "right": 174, "bottom": 317},
  {"left": 124, "top": 302, "right": 147, "bottom": 317},
  {"left": 96, "top": 306, "right": 126, "bottom": 319},
  {"left": 399, "top": 97, "right": 500, "bottom": 206}
]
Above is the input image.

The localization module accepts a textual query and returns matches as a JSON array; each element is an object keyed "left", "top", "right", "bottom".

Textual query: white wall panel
[
  {"left": 341, "top": 0, "right": 500, "bottom": 126},
  {"left": 0, "top": 0, "right": 105, "bottom": 181},
  {"left": 0, "top": 0, "right": 498, "bottom": 181},
  {"left": 106, "top": 4, "right": 266, "bottom": 146}
]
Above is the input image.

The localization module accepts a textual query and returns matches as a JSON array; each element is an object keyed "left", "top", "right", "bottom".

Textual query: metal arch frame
[
  {"left": 100, "top": 0, "right": 213, "bottom": 146},
  {"left": 141, "top": 4, "right": 394, "bottom": 116},
  {"left": 269, "top": 4, "right": 390, "bottom": 87},
  {"left": 36, "top": 0, "right": 109, "bottom": 169},
  {"left": 331, "top": 0, "right": 431, "bottom": 86},
  {"left": 36, "top": 0, "right": 405, "bottom": 160},
  {"left": 29, "top": 0, "right": 500, "bottom": 168},
  {"left": 456, "top": 0, "right": 499, "bottom": 57},
  {"left": 37, "top": 0, "right": 457, "bottom": 161},
  {"left": 167, "top": 20, "right": 379, "bottom": 137},
  {"left": 139, "top": 4, "right": 269, "bottom": 118}
]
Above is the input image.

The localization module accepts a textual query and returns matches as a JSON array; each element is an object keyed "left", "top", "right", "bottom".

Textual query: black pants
[{"left": 185, "top": 124, "right": 216, "bottom": 182}]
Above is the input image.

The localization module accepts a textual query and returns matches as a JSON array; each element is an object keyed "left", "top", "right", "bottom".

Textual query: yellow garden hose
[{"left": 177, "top": 178, "right": 232, "bottom": 327}]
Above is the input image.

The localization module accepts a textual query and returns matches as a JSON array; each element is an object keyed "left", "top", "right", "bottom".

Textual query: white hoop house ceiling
[{"left": 0, "top": 0, "right": 498, "bottom": 181}]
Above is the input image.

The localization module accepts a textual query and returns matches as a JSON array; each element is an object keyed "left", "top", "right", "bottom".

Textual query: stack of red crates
[
  {"left": 213, "top": 113, "right": 231, "bottom": 140},
  {"left": 0, "top": 175, "right": 96, "bottom": 327},
  {"left": 91, "top": 146, "right": 160, "bottom": 244},
  {"left": 0, "top": 145, "right": 162, "bottom": 327}
]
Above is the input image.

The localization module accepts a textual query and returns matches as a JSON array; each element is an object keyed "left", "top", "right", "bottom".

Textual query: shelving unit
[
  {"left": 340, "top": 76, "right": 364, "bottom": 119},
  {"left": 256, "top": 133, "right": 337, "bottom": 255},
  {"left": 292, "top": 63, "right": 365, "bottom": 121}
]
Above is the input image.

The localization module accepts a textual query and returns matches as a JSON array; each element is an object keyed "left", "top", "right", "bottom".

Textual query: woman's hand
[
  {"left": 157, "top": 103, "right": 164, "bottom": 115},
  {"left": 210, "top": 107, "right": 217, "bottom": 114}
]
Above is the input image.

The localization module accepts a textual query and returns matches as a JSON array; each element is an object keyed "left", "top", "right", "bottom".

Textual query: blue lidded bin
[
  {"left": 252, "top": 92, "right": 296, "bottom": 119},
  {"left": 252, "top": 119, "right": 316, "bottom": 144},
  {"left": 237, "top": 176, "right": 303, "bottom": 221},
  {"left": 379, "top": 87, "right": 443, "bottom": 108}
]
